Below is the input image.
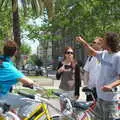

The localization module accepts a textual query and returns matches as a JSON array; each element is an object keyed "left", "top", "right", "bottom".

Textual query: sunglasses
[
  {"left": 65, "top": 51, "right": 74, "bottom": 54},
  {"left": 92, "top": 41, "right": 97, "bottom": 44}
]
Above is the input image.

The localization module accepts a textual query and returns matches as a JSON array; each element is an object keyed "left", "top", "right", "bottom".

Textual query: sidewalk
[
  {"left": 47, "top": 70, "right": 86, "bottom": 101},
  {"left": 32, "top": 77, "right": 86, "bottom": 101},
  {"left": 27, "top": 69, "right": 86, "bottom": 101}
]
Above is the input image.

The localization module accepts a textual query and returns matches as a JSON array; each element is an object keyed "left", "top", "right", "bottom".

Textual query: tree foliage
[
  {"left": 20, "top": 43, "right": 31, "bottom": 55},
  {"left": 30, "top": 54, "right": 43, "bottom": 66},
  {"left": 50, "top": 0, "right": 120, "bottom": 43},
  {"left": 0, "top": 4, "right": 12, "bottom": 41}
]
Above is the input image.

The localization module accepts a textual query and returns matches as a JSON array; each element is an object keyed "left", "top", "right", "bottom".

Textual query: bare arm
[
  {"left": 19, "top": 76, "right": 34, "bottom": 86},
  {"left": 102, "top": 76, "right": 120, "bottom": 91},
  {"left": 76, "top": 36, "right": 97, "bottom": 56}
]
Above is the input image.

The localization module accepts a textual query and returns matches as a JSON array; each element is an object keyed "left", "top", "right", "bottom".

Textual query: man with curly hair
[{"left": 76, "top": 32, "right": 120, "bottom": 120}]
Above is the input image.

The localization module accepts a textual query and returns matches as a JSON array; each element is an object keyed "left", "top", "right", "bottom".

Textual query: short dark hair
[
  {"left": 3, "top": 40, "right": 17, "bottom": 57},
  {"left": 105, "top": 32, "right": 120, "bottom": 52}
]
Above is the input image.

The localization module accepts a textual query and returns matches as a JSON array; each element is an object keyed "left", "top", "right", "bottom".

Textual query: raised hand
[
  {"left": 58, "top": 65, "right": 65, "bottom": 73},
  {"left": 76, "top": 36, "right": 85, "bottom": 43}
]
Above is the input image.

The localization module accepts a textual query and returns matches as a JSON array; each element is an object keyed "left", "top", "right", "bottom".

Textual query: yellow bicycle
[
  {"left": 0, "top": 86, "right": 60, "bottom": 120},
  {"left": 16, "top": 85, "right": 62, "bottom": 120}
]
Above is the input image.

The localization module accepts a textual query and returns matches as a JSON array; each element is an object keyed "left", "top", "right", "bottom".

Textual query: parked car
[{"left": 23, "top": 64, "right": 44, "bottom": 76}]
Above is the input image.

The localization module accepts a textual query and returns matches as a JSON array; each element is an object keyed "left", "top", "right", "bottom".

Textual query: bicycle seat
[
  {"left": 82, "top": 87, "right": 93, "bottom": 93},
  {"left": 72, "top": 100, "right": 94, "bottom": 110}
]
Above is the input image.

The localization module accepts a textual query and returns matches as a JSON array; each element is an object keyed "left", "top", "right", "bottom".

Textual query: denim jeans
[{"left": 94, "top": 98, "right": 119, "bottom": 120}]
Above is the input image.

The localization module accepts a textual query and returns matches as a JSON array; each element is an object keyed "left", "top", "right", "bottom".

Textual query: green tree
[
  {"left": 0, "top": 0, "right": 55, "bottom": 67},
  {"left": 20, "top": 43, "right": 31, "bottom": 55},
  {"left": 30, "top": 54, "right": 43, "bottom": 67},
  {"left": 49, "top": 0, "right": 120, "bottom": 62}
]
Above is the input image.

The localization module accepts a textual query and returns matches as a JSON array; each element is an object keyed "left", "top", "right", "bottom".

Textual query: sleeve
[
  {"left": 0, "top": 62, "right": 25, "bottom": 82},
  {"left": 8, "top": 65, "right": 25, "bottom": 80},
  {"left": 83, "top": 58, "right": 89, "bottom": 72},
  {"left": 83, "top": 71, "right": 89, "bottom": 86},
  {"left": 74, "top": 63, "right": 81, "bottom": 96},
  {"left": 56, "top": 62, "right": 63, "bottom": 80},
  {"left": 116, "top": 54, "right": 120, "bottom": 75}
]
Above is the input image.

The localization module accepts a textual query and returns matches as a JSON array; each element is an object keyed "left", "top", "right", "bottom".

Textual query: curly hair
[{"left": 104, "top": 32, "right": 120, "bottom": 52}]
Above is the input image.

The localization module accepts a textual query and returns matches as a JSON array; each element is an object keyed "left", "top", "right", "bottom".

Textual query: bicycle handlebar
[
  {"left": 82, "top": 87, "right": 94, "bottom": 93},
  {"left": 52, "top": 91, "right": 94, "bottom": 110},
  {"left": 17, "top": 91, "right": 35, "bottom": 99},
  {"left": 22, "top": 84, "right": 48, "bottom": 92},
  {"left": 52, "top": 91, "right": 62, "bottom": 97}
]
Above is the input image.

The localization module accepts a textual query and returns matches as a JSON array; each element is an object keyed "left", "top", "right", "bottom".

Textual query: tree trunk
[{"left": 12, "top": 0, "right": 21, "bottom": 68}]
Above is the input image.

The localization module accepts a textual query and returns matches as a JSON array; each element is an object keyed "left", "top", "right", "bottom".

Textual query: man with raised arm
[
  {"left": 76, "top": 32, "right": 120, "bottom": 120},
  {"left": 83, "top": 37, "right": 103, "bottom": 101}
]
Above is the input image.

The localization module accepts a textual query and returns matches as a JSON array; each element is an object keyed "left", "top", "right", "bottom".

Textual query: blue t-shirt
[
  {"left": 0, "top": 56, "right": 25, "bottom": 96},
  {"left": 96, "top": 51, "right": 120, "bottom": 101}
]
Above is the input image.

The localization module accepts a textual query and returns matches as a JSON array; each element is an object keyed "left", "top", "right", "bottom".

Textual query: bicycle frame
[
  {"left": 16, "top": 86, "right": 120, "bottom": 120},
  {"left": 17, "top": 86, "right": 61, "bottom": 120},
  {"left": 53, "top": 88, "right": 98, "bottom": 120},
  {"left": 23, "top": 102, "right": 51, "bottom": 120}
]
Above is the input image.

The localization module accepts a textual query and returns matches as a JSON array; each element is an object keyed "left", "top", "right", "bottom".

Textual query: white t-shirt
[{"left": 83, "top": 56, "right": 101, "bottom": 88}]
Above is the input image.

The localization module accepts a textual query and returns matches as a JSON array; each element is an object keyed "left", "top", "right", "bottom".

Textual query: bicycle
[
  {"left": 52, "top": 87, "right": 97, "bottom": 120},
  {"left": 53, "top": 87, "right": 120, "bottom": 120},
  {"left": 16, "top": 85, "right": 68, "bottom": 120},
  {"left": 8, "top": 85, "right": 120, "bottom": 120}
]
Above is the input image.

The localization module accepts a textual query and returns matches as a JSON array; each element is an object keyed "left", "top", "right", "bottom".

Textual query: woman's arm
[
  {"left": 74, "top": 63, "right": 81, "bottom": 97},
  {"left": 76, "top": 36, "right": 97, "bottom": 56},
  {"left": 56, "top": 62, "right": 63, "bottom": 80}
]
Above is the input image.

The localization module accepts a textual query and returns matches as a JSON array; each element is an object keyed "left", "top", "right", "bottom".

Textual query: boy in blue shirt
[{"left": 0, "top": 40, "right": 34, "bottom": 118}]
